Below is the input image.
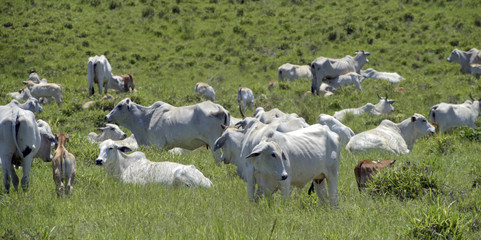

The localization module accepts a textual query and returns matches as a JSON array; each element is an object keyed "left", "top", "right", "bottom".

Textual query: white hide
[
  {"left": 428, "top": 98, "right": 481, "bottom": 133},
  {"left": 105, "top": 98, "right": 230, "bottom": 163},
  {"left": 447, "top": 48, "right": 481, "bottom": 74},
  {"left": 22, "top": 81, "right": 63, "bottom": 106},
  {"left": 310, "top": 50, "right": 370, "bottom": 94},
  {"left": 88, "top": 123, "right": 128, "bottom": 143},
  {"left": 346, "top": 113, "right": 435, "bottom": 155},
  {"left": 95, "top": 140, "right": 212, "bottom": 187},
  {"left": 318, "top": 114, "right": 355, "bottom": 144},
  {"left": 361, "top": 68, "right": 405, "bottom": 84},
  {"left": 324, "top": 72, "right": 364, "bottom": 91},
  {"left": 195, "top": 82, "right": 216, "bottom": 101},
  {"left": 277, "top": 63, "right": 313, "bottom": 82}
]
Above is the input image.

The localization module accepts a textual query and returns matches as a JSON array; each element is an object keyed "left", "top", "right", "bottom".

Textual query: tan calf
[
  {"left": 354, "top": 159, "right": 395, "bottom": 191},
  {"left": 52, "top": 133, "right": 76, "bottom": 196},
  {"left": 117, "top": 73, "right": 135, "bottom": 92}
]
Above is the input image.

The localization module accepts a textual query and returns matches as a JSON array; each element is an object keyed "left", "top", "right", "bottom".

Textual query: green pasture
[{"left": 1, "top": 0, "right": 481, "bottom": 238}]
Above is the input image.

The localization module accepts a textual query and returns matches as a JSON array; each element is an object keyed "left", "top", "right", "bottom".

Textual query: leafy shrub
[
  {"left": 408, "top": 205, "right": 464, "bottom": 239},
  {"left": 426, "top": 135, "right": 456, "bottom": 155},
  {"left": 457, "top": 126, "right": 481, "bottom": 142},
  {"left": 365, "top": 162, "right": 440, "bottom": 200}
]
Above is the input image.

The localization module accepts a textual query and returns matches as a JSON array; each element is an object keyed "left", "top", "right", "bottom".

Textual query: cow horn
[
  {"left": 470, "top": 93, "right": 474, "bottom": 101},
  {"left": 221, "top": 124, "right": 228, "bottom": 130},
  {"left": 385, "top": 94, "right": 388, "bottom": 100},
  {"left": 377, "top": 93, "right": 381, "bottom": 99}
]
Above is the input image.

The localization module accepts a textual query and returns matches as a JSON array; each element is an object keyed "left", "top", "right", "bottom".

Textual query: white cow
[
  {"left": 252, "top": 107, "right": 309, "bottom": 132},
  {"left": 237, "top": 87, "right": 255, "bottom": 118},
  {"left": 105, "top": 98, "right": 230, "bottom": 163},
  {"left": 360, "top": 68, "right": 405, "bottom": 83},
  {"left": 277, "top": 63, "right": 313, "bottom": 82},
  {"left": 26, "top": 72, "right": 47, "bottom": 84},
  {"left": 195, "top": 82, "right": 215, "bottom": 101},
  {"left": 333, "top": 95, "right": 395, "bottom": 122},
  {"left": 88, "top": 123, "right": 128, "bottom": 143},
  {"left": 346, "top": 113, "right": 435, "bottom": 155},
  {"left": 323, "top": 72, "right": 364, "bottom": 91},
  {"left": 242, "top": 124, "right": 341, "bottom": 207},
  {"left": 22, "top": 80, "right": 63, "bottom": 106},
  {"left": 447, "top": 48, "right": 481, "bottom": 74},
  {"left": 0, "top": 106, "right": 41, "bottom": 193},
  {"left": 310, "top": 50, "right": 370, "bottom": 94},
  {"left": 428, "top": 96, "right": 481, "bottom": 133},
  {"left": 35, "top": 119, "right": 57, "bottom": 162},
  {"left": 88, "top": 55, "right": 130, "bottom": 95},
  {"left": 6, "top": 98, "right": 43, "bottom": 113},
  {"left": 318, "top": 114, "right": 355, "bottom": 144},
  {"left": 95, "top": 140, "right": 212, "bottom": 187}
]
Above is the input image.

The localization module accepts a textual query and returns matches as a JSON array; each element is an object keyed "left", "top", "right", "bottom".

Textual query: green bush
[
  {"left": 365, "top": 162, "right": 440, "bottom": 200},
  {"left": 457, "top": 126, "right": 481, "bottom": 142},
  {"left": 408, "top": 205, "right": 464, "bottom": 239}
]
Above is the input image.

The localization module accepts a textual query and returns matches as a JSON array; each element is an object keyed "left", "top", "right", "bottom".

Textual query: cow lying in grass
[
  {"left": 22, "top": 80, "right": 63, "bottom": 106},
  {"left": 95, "top": 140, "right": 213, "bottom": 187}
]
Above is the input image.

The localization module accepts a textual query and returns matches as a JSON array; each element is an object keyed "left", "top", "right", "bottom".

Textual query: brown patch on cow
[
  {"left": 354, "top": 159, "right": 396, "bottom": 191},
  {"left": 395, "top": 87, "right": 404, "bottom": 93},
  {"left": 117, "top": 73, "right": 135, "bottom": 92},
  {"left": 268, "top": 81, "right": 277, "bottom": 91}
]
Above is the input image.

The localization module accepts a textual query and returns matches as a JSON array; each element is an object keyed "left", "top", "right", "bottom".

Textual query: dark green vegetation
[{"left": 1, "top": 0, "right": 481, "bottom": 238}]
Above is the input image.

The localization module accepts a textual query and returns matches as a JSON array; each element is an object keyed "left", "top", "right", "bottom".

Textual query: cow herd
[{"left": 1, "top": 48, "right": 480, "bottom": 207}]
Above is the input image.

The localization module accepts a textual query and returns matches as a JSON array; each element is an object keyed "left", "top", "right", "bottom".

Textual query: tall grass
[{"left": 1, "top": 0, "right": 481, "bottom": 238}]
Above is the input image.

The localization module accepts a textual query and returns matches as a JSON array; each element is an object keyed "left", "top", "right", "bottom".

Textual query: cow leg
[
  {"left": 67, "top": 172, "right": 75, "bottom": 195},
  {"left": 279, "top": 179, "right": 291, "bottom": 202},
  {"left": 246, "top": 166, "right": 256, "bottom": 201},
  {"left": 313, "top": 179, "right": 328, "bottom": 203},
  {"left": 2, "top": 157, "right": 12, "bottom": 193},
  {"left": 20, "top": 157, "right": 33, "bottom": 192},
  {"left": 326, "top": 175, "right": 339, "bottom": 208}
]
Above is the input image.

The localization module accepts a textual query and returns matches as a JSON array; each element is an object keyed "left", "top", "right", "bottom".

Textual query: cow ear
[
  {"left": 411, "top": 116, "right": 416, "bottom": 122},
  {"left": 119, "top": 146, "right": 132, "bottom": 153},
  {"left": 388, "top": 100, "right": 395, "bottom": 104},
  {"left": 246, "top": 152, "right": 260, "bottom": 159},
  {"left": 213, "top": 135, "right": 227, "bottom": 152},
  {"left": 247, "top": 142, "right": 268, "bottom": 159}
]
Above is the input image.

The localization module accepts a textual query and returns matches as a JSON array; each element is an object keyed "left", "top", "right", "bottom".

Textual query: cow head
[
  {"left": 246, "top": 141, "right": 288, "bottom": 181},
  {"left": 97, "top": 124, "right": 128, "bottom": 141},
  {"left": 354, "top": 50, "right": 371, "bottom": 63},
  {"left": 411, "top": 113, "right": 435, "bottom": 136},
  {"left": 447, "top": 49, "right": 460, "bottom": 62},
  {"left": 25, "top": 98, "right": 43, "bottom": 113},
  {"left": 375, "top": 94, "right": 395, "bottom": 114},
  {"left": 214, "top": 128, "right": 244, "bottom": 164},
  {"left": 95, "top": 139, "right": 132, "bottom": 167},
  {"left": 105, "top": 98, "right": 132, "bottom": 124}
]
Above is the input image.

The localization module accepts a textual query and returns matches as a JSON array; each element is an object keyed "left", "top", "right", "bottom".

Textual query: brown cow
[
  {"left": 117, "top": 73, "right": 135, "bottom": 92},
  {"left": 354, "top": 159, "right": 395, "bottom": 191},
  {"left": 52, "top": 133, "right": 76, "bottom": 196}
]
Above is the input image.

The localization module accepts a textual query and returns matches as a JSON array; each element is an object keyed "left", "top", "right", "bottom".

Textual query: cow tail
[
  {"left": 88, "top": 61, "right": 95, "bottom": 95},
  {"left": 307, "top": 182, "right": 315, "bottom": 195},
  {"left": 354, "top": 162, "right": 363, "bottom": 191},
  {"left": 429, "top": 105, "right": 437, "bottom": 123},
  {"left": 129, "top": 74, "right": 134, "bottom": 91},
  {"left": 278, "top": 69, "right": 283, "bottom": 82},
  {"left": 12, "top": 109, "right": 32, "bottom": 158}
]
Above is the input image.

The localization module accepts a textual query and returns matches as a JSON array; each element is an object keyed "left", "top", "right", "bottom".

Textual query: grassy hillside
[{"left": 1, "top": 0, "right": 481, "bottom": 238}]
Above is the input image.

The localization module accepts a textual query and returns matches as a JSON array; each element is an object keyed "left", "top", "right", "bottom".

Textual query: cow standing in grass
[{"left": 52, "top": 133, "right": 76, "bottom": 196}]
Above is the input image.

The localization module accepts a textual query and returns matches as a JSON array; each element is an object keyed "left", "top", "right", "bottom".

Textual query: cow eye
[
  {"left": 108, "top": 147, "right": 113, "bottom": 150},
  {"left": 271, "top": 153, "right": 276, "bottom": 158},
  {"left": 422, "top": 119, "right": 426, "bottom": 123}
]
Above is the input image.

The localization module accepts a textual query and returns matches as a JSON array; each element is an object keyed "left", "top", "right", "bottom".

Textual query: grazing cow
[
  {"left": 471, "top": 64, "right": 481, "bottom": 79},
  {"left": 310, "top": 50, "right": 370, "bottom": 94},
  {"left": 428, "top": 95, "right": 481, "bottom": 133},
  {"left": 95, "top": 140, "right": 212, "bottom": 187},
  {"left": 318, "top": 114, "right": 355, "bottom": 144},
  {"left": 105, "top": 98, "right": 230, "bottom": 163},
  {"left": 214, "top": 116, "right": 309, "bottom": 181},
  {"left": 5, "top": 98, "right": 43, "bottom": 113},
  {"left": 35, "top": 120, "right": 57, "bottom": 162},
  {"left": 237, "top": 87, "right": 255, "bottom": 118},
  {"left": 346, "top": 113, "right": 435, "bottom": 154},
  {"left": 324, "top": 72, "right": 364, "bottom": 91},
  {"left": 361, "top": 68, "right": 405, "bottom": 84},
  {"left": 447, "top": 48, "right": 481, "bottom": 74},
  {"left": 88, "top": 55, "right": 132, "bottom": 95},
  {"left": 242, "top": 123, "right": 341, "bottom": 207},
  {"left": 354, "top": 159, "right": 396, "bottom": 191},
  {"left": 22, "top": 80, "right": 63, "bottom": 106},
  {"left": 88, "top": 123, "right": 128, "bottom": 143},
  {"left": 277, "top": 63, "right": 313, "bottom": 82},
  {"left": 333, "top": 95, "right": 395, "bottom": 122},
  {"left": 194, "top": 82, "right": 215, "bottom": 101},
  {"left": 52, "top": 133, "right": 76, "bottom": 196},
  {"left": 0, "top": 107, "right": 41, "bottom": 193}
]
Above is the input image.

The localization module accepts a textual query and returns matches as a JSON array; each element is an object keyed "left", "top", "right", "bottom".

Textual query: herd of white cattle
[{"left": 1, "top": 48, "right": 480, "bottom": 207}]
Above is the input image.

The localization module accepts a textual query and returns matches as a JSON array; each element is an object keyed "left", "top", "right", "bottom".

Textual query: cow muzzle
[
  {"left": 95, "top": 159, "right": 103, "bottom": 165},
  {"left": 280, "top": 173, "right": 288, "bottom": 181}
]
